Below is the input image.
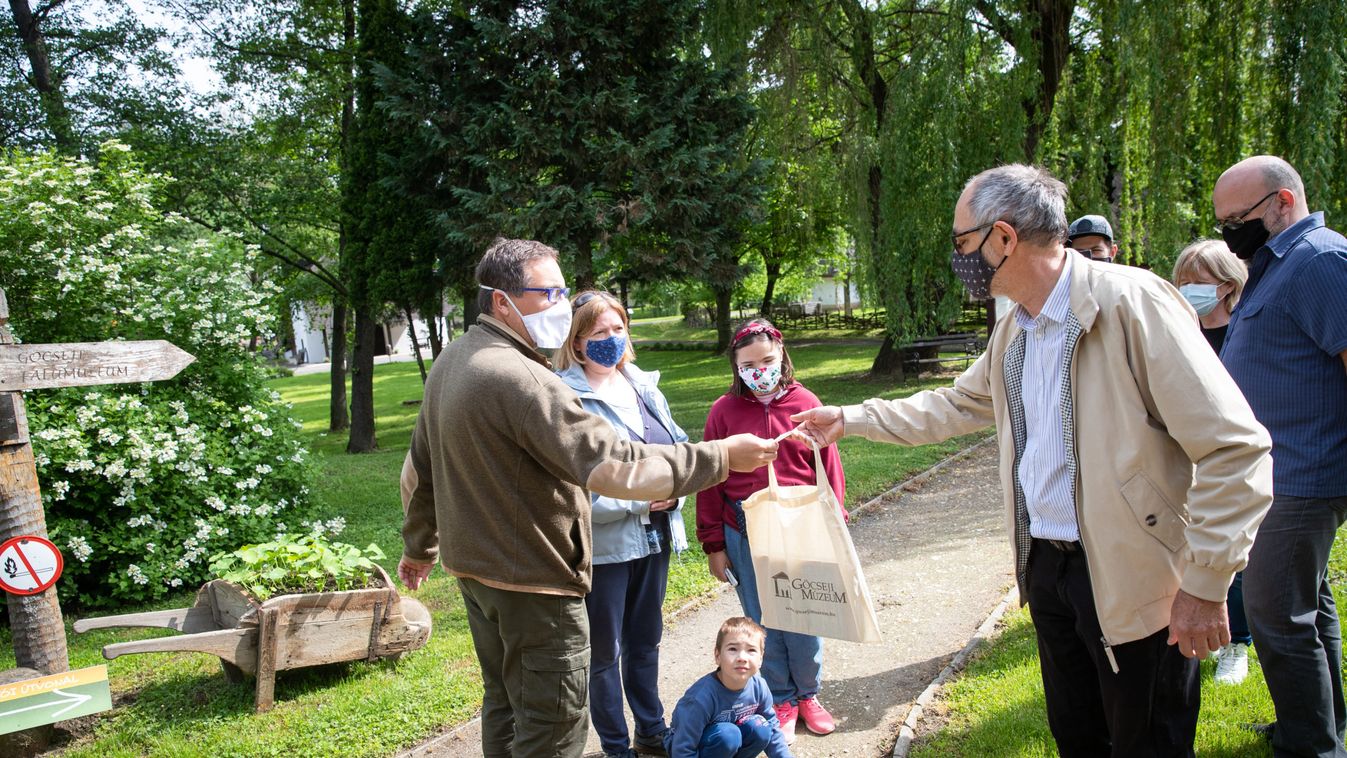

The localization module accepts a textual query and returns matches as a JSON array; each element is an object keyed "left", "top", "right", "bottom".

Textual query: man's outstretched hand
[{"left": 789, "top": 406, "right": 845, "bottom": 448}]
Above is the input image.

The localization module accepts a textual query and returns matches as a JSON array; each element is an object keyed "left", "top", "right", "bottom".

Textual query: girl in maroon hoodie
[{"left": 697, "top": 318, "right": 847, "bottom": 745}]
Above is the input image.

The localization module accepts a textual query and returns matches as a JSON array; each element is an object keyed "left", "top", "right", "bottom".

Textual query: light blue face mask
[{"left": 1179, "top": 283, "right": 1221, "bottom": 317}]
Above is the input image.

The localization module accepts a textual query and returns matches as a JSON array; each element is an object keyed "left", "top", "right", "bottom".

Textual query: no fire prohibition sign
[{"left": 0, "top": 535, "right": 64, "bottom": 596}]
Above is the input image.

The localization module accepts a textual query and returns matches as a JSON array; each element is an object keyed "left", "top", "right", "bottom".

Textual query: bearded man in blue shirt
[{"left": 1214, "top": 156, "right": 1347, "bottom": 758}]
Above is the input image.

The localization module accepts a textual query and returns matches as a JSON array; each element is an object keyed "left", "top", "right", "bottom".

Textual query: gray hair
[
  {"left": 474, "top": 238, "right": 559, "bottom": 314},
  {"left": 964, "top": 164, "right": 1069, "bottom": 246},
  {"left": 1256, "top": 156, "right": 1305, "bottom": 200}
]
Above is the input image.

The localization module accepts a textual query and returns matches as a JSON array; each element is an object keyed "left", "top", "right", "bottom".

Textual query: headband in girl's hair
[{"left": 733, "top": 323, "right": 782, "bottom": 344}]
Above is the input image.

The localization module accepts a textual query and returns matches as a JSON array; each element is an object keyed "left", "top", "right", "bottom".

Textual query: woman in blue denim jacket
[{"left": 557, "top": 290, "right": 688, "bottom": 758}]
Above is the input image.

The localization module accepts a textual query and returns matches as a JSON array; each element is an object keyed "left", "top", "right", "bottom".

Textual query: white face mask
[{"left": 482, "top": 285, "right": 572, "bottom": 350}]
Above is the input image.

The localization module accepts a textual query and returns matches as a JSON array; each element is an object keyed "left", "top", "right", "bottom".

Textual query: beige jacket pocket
[{"left": 1121, "top": 472, "right": 1188, "bottom": 552}]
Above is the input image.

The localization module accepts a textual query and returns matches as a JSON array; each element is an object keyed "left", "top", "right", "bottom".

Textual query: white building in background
[
  {"left": 288, "top": 304, "right": 456, "bottom": 366},
  {"left": 809, "top": 267, "right": 862, "bottom": 312}
]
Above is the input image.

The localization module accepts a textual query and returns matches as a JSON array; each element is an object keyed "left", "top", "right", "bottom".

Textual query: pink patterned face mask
[{"left": 738, "top": 363, "right": 782, "bottom": 395}]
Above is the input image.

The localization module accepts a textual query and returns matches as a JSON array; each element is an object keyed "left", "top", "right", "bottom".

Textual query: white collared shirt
[{"left": 1014, "top": 252, "right": 1078, "bottom": 541}]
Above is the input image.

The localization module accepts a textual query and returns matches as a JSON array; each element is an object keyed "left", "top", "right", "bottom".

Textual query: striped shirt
[{"left": 1014, "top": 252, "right": 1078, "bottom": 541}]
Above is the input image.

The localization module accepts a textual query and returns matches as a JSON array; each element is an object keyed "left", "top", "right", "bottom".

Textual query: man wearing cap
[{"left": 1069, "top": 214, "right": 1120, "bottom": 263}]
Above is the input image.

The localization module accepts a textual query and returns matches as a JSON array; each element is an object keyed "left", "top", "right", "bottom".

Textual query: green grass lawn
[
  {"left": 11, "top": 339, "right": 984, "bottom": 757},
  {"left": 910, "top": 534, "right": 1347, "bottom": 757}
]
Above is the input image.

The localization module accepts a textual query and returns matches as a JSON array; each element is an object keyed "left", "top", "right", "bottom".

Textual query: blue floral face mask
[{"left": 584, "top": 334, "right": 626, "bottom": 367}]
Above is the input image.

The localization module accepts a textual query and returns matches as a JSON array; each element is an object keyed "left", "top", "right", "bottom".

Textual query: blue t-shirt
[
  {"left": 666, "top": 671, "right": 793, "bottom": 758},
  {"left": 1221, "top": 212, "right": 1347, "bottom": 497}
]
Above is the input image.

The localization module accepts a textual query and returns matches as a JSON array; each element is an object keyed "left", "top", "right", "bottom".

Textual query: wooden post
[
  {"left": 0, "top": 287, "right": 69, "bottom": 675},
  {"left": 254, "top": 607, "right": 279, "bottom": 713}
]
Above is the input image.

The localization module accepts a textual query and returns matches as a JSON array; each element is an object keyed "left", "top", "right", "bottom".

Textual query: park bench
[{"left": 897, "top": 332, "right": 985, "bottom": 375}]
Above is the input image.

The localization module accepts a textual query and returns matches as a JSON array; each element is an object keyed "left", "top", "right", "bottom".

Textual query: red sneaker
[
  {"left": 797, "top": 696, "right": 836, "bottom": 735},
  {"left": 774, "top": 700, "right": 798, "bottom": 744}
]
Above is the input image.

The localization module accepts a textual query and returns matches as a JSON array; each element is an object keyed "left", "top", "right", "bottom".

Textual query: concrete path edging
[{"left": 889, "top": 585, "right": 1020, "bottom": 758}]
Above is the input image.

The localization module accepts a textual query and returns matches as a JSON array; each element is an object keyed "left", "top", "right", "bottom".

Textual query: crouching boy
[{"left": 665, "top": 617, "right": 795, "bottom": 758}]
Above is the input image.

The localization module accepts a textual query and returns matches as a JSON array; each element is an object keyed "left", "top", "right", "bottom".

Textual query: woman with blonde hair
[
  {"left": 1172, "top": 239, "right": 1253, "bottom": 685},
  {"left": 556, "top": 290, "right": 687, "bottom": 758},
  {"left": 1172, "top": 238, "right": 1248, "bottom": 354}
]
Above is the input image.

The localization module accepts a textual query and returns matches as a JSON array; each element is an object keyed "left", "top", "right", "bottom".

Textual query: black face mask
[{"left": 1222, "top": 218, "right": 1271, "bottom": 260}]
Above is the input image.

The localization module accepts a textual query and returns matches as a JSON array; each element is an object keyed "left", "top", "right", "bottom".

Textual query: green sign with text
[{"left": 0, "top": 665, "right": 111, "bottom": 735}]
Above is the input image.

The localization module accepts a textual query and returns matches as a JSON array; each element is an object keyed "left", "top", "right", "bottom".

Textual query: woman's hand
[
  {"left": 649, "top": 499, "right": 677, "bottom": 512},
  {"left": 707, "top": 550, "right": 732, "bottom": 582}
]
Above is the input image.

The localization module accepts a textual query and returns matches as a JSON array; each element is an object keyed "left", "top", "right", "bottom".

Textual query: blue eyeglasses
[{"left": 518, "top": 286, "right": 570, "bottom": 303}]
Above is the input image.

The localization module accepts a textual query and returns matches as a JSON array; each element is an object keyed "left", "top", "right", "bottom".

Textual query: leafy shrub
[
  {"left": 1, "top": 142, "right": 316, "bottom": 607},
  {"left": 209, "top": 533, "right": 386, "bottom": 601}
]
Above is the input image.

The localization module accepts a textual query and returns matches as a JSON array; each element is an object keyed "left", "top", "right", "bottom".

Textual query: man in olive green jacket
[
  {"left": 794, "top": 166, "right": 1272, "bottom": 757},
  {"left": 399, "top": 239, "right": 777, "bottom": 758}
]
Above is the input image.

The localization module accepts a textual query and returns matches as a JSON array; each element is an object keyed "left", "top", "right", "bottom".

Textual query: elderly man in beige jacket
[{"left": 794, "top": 165, "right": 1273, "bottom": 758}]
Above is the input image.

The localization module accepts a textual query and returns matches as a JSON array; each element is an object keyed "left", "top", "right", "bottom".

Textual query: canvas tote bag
[{"left": 741, "top": 445, "right": 882, "bottom": 643}]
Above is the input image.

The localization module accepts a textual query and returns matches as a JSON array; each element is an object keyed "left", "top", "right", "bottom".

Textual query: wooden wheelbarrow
[{"left": 72, "top": 566, "right": 431, "bottom": 712}]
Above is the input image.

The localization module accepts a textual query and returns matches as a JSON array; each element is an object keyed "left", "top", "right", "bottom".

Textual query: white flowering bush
[{"left": 1, "top": 143, "right": 316, "bottom": 607}]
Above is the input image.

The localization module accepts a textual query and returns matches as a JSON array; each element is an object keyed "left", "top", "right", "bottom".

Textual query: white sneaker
[{"left": 1214, "top": 643, "right": 1250, "bottom": 685}]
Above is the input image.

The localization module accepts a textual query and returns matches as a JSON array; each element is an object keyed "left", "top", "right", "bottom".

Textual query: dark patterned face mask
[{"left": 950, "top": 225, "right": 1006, "bottom": 300}]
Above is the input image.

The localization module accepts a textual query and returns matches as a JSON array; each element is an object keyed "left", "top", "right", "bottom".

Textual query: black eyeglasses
[
  {"left": 952, "top": 221, "right": 997, "bottom": 257},
  {"left": 518, "top": 286, "right": 570, "bottom": 303},
  {"left": 1216, "top": 190, "right": 1279, "bottom": 233}
]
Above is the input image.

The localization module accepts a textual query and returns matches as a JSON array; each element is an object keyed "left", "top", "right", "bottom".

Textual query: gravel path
[{"left": 402, "top": 439, "right": 1012, "bottom": 758}]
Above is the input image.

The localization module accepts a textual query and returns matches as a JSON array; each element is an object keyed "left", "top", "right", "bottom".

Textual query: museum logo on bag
[{"left": 771, "top": 570, "right": 848, "bottom": 604}]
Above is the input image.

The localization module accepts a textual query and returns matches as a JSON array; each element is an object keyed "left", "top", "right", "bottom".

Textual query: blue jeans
[
  {"left": 723, "top": 524, "right": 823, "bottom": 704},
  {"left": 695, "top": 716, "right": 772, "bottom": 758},
  {"left": 585, "top": 549, "right": 672, "bottom": 753},
  {"left": 1244, "top": 494, "right": 1347, "bottom": 758}
]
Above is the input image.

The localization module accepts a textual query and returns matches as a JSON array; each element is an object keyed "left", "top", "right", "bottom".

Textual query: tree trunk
[
  {"left": 328, "top": 300, "right": 350, "bottom": 432},
  {"left": 329, "top": 0, "right": 356, "bottom": 434},
  {"left": 0, "top": 289, "right": 69, "bottom": 675},
  {"left": 404, "top": 305, "right": 428, "bottom": 383},
  {"left": 618, "top": 278, "right": 629, "bottom": 312},
  {"left": 346, "top": 306, "right": 378, "bottom": 452},
  {"left": 426, "top": 300, "right": 444, "bottom": 358},
  {"left": 462, "top": 285, "right": 481, "bottom": 330},
  {"left": 869, "top": 334, "right": 906, "bottom": 379},
  {"left": 572, "top": 234, "right": 596, "bottom": 291},
  {"left": 759, "top": 261, "right": 781, "bottom": 316},
  {"left": 9, "top": 0, "right": 76, "bottom": 153},
  {"left": 983, "top": 297, "right": 997, "bottom": 335},
  {"left": 712, "top": 286, "right": 733, "bottom": 354},
  {"left": 1021, "top": 0, "right": 1075, "bottom": 159}
]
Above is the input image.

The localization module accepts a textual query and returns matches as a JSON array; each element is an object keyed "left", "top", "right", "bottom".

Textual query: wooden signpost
[{"left": 0, "top": 286, "right": 195, "bottom": 681}]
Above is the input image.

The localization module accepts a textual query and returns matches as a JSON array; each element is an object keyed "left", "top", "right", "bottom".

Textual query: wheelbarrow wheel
[{"left": 220, "top": 659, "right": 247, "bottom": 684}]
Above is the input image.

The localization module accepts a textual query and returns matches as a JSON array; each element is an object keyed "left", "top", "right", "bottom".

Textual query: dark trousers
[
  {"left": 458, "top": 577, "right": 591, "bottom": 758},
  {"left": 1026, "top": 539, "right": 1200, "bottom": 758},
  {"left": 585, "top": 549, "right": 672, "bottom": 753},
  {"left": 1244, "top": 494, "right": 1347, "bottom": 758},
  {"left": 1228, "top": 571, "right": 1253, "bottom": 646}
]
